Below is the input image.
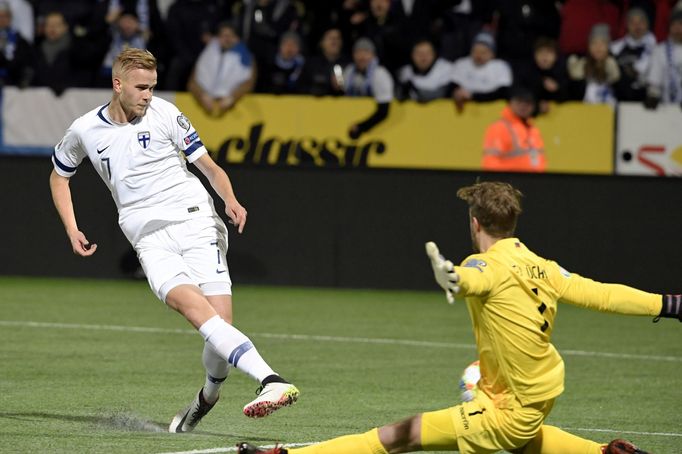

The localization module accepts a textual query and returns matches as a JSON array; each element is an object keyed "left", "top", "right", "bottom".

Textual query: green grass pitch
[{"left": 0, "top": 276, "right": 680, "bottom": 453}]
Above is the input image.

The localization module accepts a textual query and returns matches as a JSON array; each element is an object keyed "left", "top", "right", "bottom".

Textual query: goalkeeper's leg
[
  {"left": 519, "top": 425, "right": 603, "bottom": 454},
  {"left": 519, "top": 426, "right": 650, "bottom": 454}
]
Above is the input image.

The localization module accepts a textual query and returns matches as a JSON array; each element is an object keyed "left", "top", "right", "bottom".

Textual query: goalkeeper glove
[
  {"left": 425, "top": 241, "right": 460, "bottom": 304},
  {"left": 655, "top": 294, "right": 682, "bottom": 322}
]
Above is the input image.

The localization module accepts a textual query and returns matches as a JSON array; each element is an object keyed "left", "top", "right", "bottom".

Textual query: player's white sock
[
  {"left": 201, "top": 342, "right": 230, "bottom": 403},
  {"left": 198, "top": 315, "right": 276, "bottom": 383}
]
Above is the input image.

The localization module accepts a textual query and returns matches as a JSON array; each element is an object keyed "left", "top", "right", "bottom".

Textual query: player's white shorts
[{"left": 135, "top": 216, "right": 232, "bottom": 302}]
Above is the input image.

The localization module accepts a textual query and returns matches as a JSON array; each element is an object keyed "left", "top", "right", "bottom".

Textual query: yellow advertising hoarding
[{"left": 175, "top": 93, "right": 614, "bottom": 174}]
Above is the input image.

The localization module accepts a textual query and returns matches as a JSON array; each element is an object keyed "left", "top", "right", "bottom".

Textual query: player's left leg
[
  {"left": 202, "top": 294, "right": 233, "bottom": 403},
  {"left": 237, "top": 417, "right": 419, "bottom": 454},
  {"left": 517, "top": 426, "right": 649, "bottom": 454},
  {"left": 172, "top": 216, "right": 298, "bottom": 426},
  {"left": 169, "top": 295, "right": 231, "bottom": 433},
  {"left": 517, "top": 425, "right": 602, "bottom": 454}
]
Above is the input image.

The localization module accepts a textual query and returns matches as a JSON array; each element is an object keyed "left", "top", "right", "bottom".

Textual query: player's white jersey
[{"left": 52, "top": 96, "right": 218, "bottom": 245}]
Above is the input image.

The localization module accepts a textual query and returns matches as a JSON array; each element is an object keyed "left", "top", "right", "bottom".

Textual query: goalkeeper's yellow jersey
[{"left": 455, "top": 238, "right": 661, "bottom": 408}]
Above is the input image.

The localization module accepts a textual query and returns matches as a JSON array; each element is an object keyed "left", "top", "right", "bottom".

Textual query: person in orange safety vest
[{"left": 482, "top": 86, "right": 546, "bottom": 172}]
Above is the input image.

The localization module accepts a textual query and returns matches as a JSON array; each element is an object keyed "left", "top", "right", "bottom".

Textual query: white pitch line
[
  {"left": 157, "top": 442, "right": 315, "bottom": 454},
  {"left": 1, "top": 320, "right": 681, "bottom": 363},
  {"left": 563, "top": 427, "right": 682, "bottom": 437}
]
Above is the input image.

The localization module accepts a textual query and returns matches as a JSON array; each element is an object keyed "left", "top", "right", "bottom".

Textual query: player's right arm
[
  {"left": 50, "top": 125, "right": 96, "bottom": 256},
  {"left": 49, "top": 171, "right": 97, "bottom": 256}
]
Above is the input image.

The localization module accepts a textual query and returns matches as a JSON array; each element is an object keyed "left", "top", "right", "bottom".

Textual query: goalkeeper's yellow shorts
[{"left": 420, "top": 391, "right": 555, "bottom": 454}]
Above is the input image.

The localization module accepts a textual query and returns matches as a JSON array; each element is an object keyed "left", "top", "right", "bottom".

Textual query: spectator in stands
[
  {"left": 300, "top": 27, "right": 348, "bottom": 97},
  {"left": 164, "top": 0, "right": 225, "bottom": 91},
  {"left": 392, "top": 0, "right": 442, "bottom": 49},
  {"left": 512, "top": 37, "right": 569, "bottom": 114},
  {"left": 188, "top": 22, "right": 255, "bottom": 116},
  {"left": 350, "top": 0, "right": 409, "bottom": 73},
  {"left": 34, "top": 0, "right": 109, "bottom": 83},
  {"left": 439, "top": 0, "right": 496, "bottom": 61},
  {"left": 105, "top": 0, "right": 166, "bottom": 70},
  {"left": 567, "top": 23, "right": 621, "bottom": 104},
  {"left": 30, "top": 11, "right": 91, "bottom": 94},
  {"left": 495, "top": 0, "right": 561, "bottom": 66},
  {"left": 257, "top": 30, "right": 305, "bottom": 94},
  {"left": 106, "top": 0, "right": 162, "bottom": 43},
  {"left": 559, "top": 0, "right": 624, "bottom": 56},
  {"left": 482, "top": 86, "right": 546, "bottom": 173},
  {"left": 397, "top": 39, "right": 454, "bottom": 102},
  {"left": 451, "top": 31, "right": 513, "bottom": 112},
  {"left": 644, "top": 9, "right": 682, "bottom": 108},
  {"left": 0, "top": 0, "right": 32, "bottom": 87},
  {"left": 5, "top": 0, "right": 33, "bottom": 43},
  {"left": 232, "top": 0, "right": 303, "bottom": 71},
  {"left": 342, "top": 37, "right": 394, "bottom": 139},
  {"left": 98, "top": 10, "right": 147, "bottom": 86},
  {"left": 611, "top": 7, "right": 657, "bottom": 101}
]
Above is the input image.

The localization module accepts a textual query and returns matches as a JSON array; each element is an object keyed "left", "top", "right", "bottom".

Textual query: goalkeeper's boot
[
  {"left": 169, "top": 388, "right": 217, "bottom": 433},
  {"left": 243, "top": 375, "right": 299, "bottom": 418},
  {"left": 237, "top": 442, "right": 287, "bottom": 454},
  {"left": 602, "top": 439, "right": 649, "bottom": 454}
]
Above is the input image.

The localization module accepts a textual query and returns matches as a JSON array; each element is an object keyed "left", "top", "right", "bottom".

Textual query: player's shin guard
[
  {"left": 202, "top": 342, "right": 230, "bottom": 403},
  {"left": 522, "top": 425, "right": 603, "bottom": 454},
  {"left": 199, "top": 315, "right": 275, "bottom": 383},
  {"left": 288, "top": 429, "right": 388, "bottom": 454}
]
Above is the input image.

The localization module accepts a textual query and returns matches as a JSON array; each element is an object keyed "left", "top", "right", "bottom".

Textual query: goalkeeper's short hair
[{"left": 456, "top": 181, "right": 523, "bottom": 238}]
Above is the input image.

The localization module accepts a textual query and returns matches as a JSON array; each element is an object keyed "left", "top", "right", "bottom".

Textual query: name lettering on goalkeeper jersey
[
  {"left": 463, "top": 258, "right": 487, "bottom": 272},
  {"left": 525, "top": 265, "right": 547, "bottom": 280}
]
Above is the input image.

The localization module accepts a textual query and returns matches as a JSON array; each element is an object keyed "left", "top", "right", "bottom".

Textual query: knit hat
[
  {"left": 589, "top": 23, "right": 611, "bottom": 43},
  {"left": 353, "top": 37, "right": 376, "bottom": 54},
  {"left": 627, "top": 7, "right": 648, "bottom": 24},
  {"left": 472, "top": 31, "right": 496, "bottom": 52}
]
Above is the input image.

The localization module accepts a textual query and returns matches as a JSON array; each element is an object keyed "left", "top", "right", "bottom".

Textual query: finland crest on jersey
[
  {"left": 52, "top": 97, "right": 217, "bottom": 245},
  {"left": 138, "top": 131, "right": 151, "bottom": 148}
]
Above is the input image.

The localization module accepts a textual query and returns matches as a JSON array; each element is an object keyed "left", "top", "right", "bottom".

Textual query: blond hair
[
  {"left": 112, "top": 48, "right": 157, "bottom": 77},
  {"left": 456, "top": 181, "right": 523, "bottom": 238}
]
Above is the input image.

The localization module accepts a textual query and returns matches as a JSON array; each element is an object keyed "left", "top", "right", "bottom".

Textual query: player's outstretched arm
[
  {"left": 49, "top": 170, "right": 97, "bottom": 256},
  {"left": 558, "top": 272, "right": 681, "bottom": 321},
  {"left": 193, "top": 153, "right": 247, "bottom": 233},
  {"left": 425, "top": 241, "right": 460, "bottom": 304}
]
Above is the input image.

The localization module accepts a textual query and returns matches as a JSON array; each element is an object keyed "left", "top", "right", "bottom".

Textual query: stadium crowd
[{"left": 2, "top": 0, "right": 682, "bottom": 112}]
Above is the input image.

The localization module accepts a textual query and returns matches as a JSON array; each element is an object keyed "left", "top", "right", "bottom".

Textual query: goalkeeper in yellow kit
[{"left": 239, "top": 181, "right": 681, "bottom": 454}]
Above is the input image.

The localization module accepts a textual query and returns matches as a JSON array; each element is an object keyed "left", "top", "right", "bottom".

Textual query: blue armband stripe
[
  {"left": 52, "top": 152, "right": 77, "bottom": 173},
  {"left": 185, "top": 140, "right": 204, "bottom": 156}
]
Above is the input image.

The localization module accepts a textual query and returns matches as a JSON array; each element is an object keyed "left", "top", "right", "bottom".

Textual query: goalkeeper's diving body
[{"left": 238, "top": 181, "right": 680, "bottom": 454}]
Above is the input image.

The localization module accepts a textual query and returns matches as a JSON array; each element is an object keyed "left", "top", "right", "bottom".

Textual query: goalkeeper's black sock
[{"left": 655, "top": 294, "right": 682, "bottom": 322}]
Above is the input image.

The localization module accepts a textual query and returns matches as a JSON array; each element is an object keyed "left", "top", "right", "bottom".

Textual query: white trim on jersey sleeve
[
  {"left": 52, "top": 125, "right": 86, "bottom": 177},
  {"left": 186, "top": 144, "right": 208, "bottom": 163}
]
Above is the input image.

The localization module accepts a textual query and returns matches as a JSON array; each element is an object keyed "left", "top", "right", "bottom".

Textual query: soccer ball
[{"left": 458, "top": 360, "right": 480, "bottom": 402}]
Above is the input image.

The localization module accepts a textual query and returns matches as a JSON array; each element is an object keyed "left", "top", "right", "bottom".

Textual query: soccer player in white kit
[{"left": 49, "top": 48, "right": 299, "bottom": 432}]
